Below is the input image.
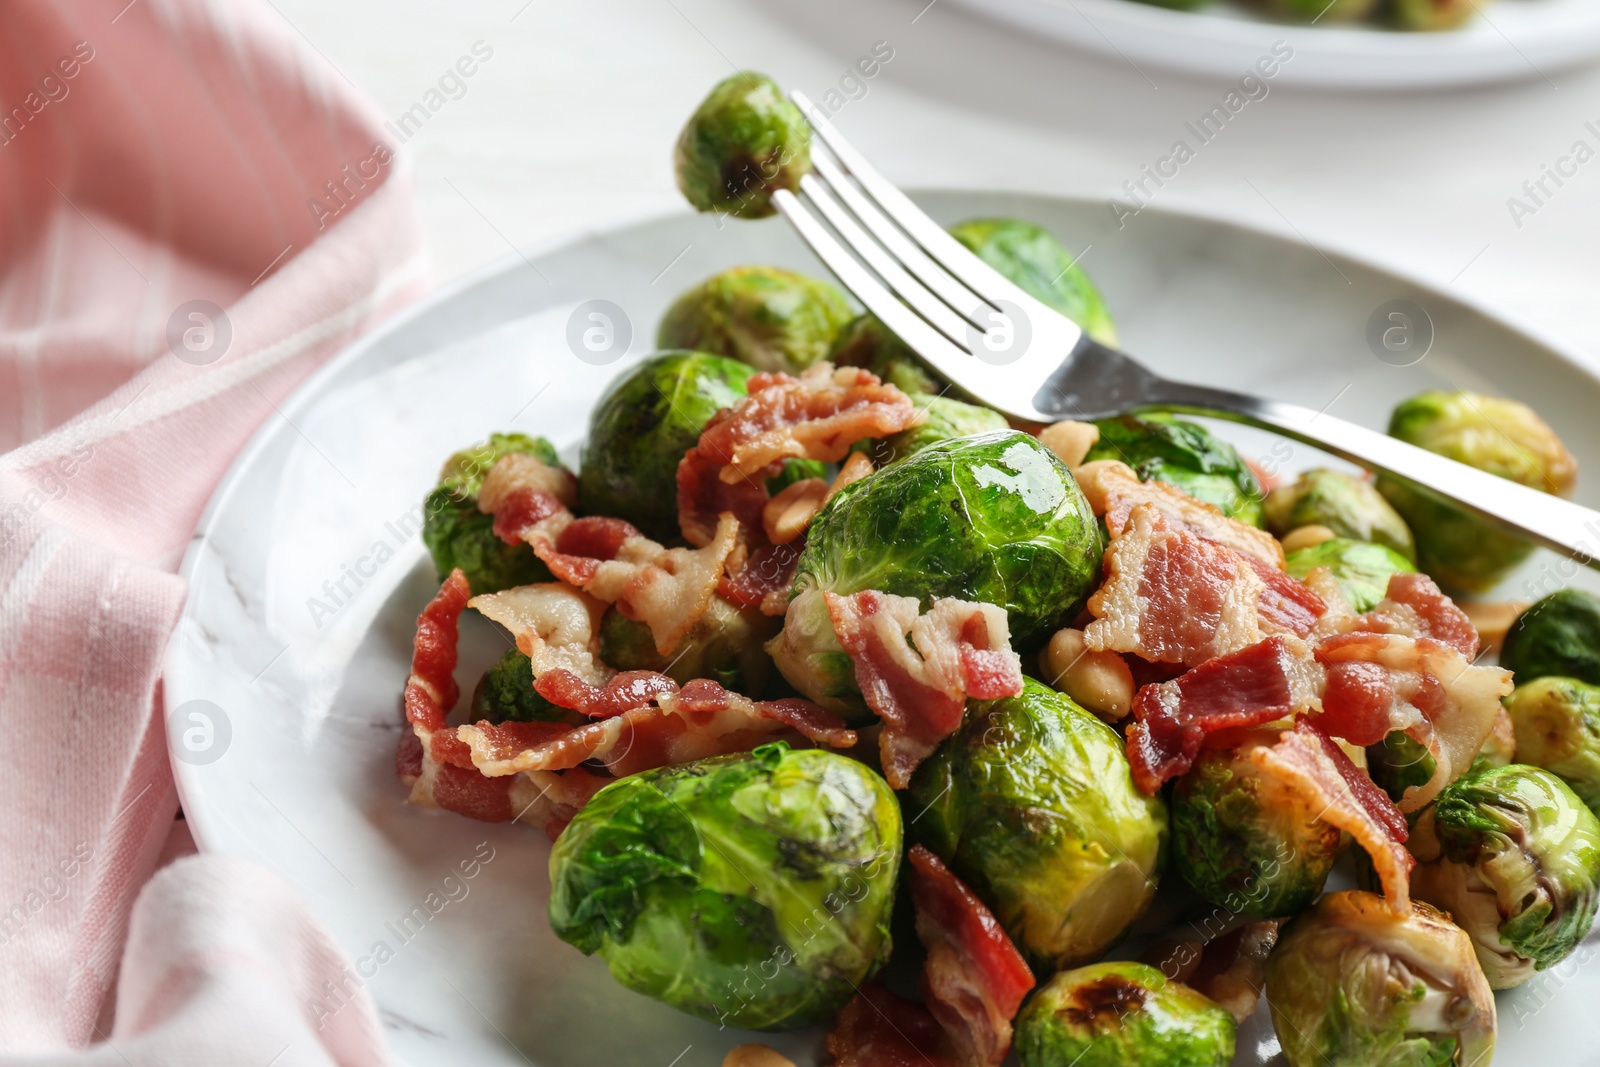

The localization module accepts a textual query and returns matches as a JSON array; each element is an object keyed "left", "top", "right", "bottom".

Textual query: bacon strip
[
  {"left": 825, "top": 982, "right": 961, "bottom": 1067},
  {"left": 469, "top": 583, "right": 610, "bottom": 685},
  {"left": 1125, "top": 635, "right": 1323, "bottom": 793},
  {"left": 720, "top": 540, "right": 804, "bottom": 617},
  {"left": 909, "top": 846, "right": 1035, "bottom": 1067},
  {"left": 1251, "top": 720, "right": 1413, "bottom": 911},
  {"left": 825, "top": 590, "right": 1024, "bottom": 789},
  {"left": 678, "top": 362, "right": 919, "bottom": 547},
  {"left": 1075, "top": 459, "right": 1283, "bottom": 566},
  {"left": 1350, "top": 572, "right": 1480, "bottom": 658},
  {"left": 534, "top": 669, "right": 681, "bottom": 718}
]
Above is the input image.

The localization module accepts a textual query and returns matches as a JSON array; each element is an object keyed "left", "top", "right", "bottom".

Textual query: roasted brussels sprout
[
  {"left": 1265, "top": 468, "right": 1415, "bottom": 561},
  {"left": 598, "top": 595, "right": 780, "bottom": 695},
  {"left": 421, "top": 432, "right": 568, "bottom": 594},
  {"left": 1082, "top": 413, "right": 1265, "bottom": 526},
  {"left": 673, "top": 72, "right": 809, "bottom": 220},
  {"left": 1284, "top": 537, "right": 1416, "bottom": 614},
  {"left": 548, "top": 743, "right": 900, "bottom": 1029},
  {"left": 830, "top": 313, "right": 941, "bottom": 396},
  {"left": 948, "top": 218, "right": 1118, "bottom": 346},
  {"left": 1377, "top": 391, "right": 1577, "bottom": 593},
  {"left": 578, "top": 352, "right": 750, "bottom": 542},
  {"left": 1170, "top": 728, "right": 1341, "bottom": 918},
  {"left": 1500, "top": 588, "right": 1600, "bottom": 687},
  {"left": 1015, "top": 961, "right": 1235, "bottom": 1067},
  {"left": 1265, "top": 891, "right": 1496, "bottom": 1067},
  {"left": 774, "top": 430, "right": 1102, "bottom": 711},
  {"left": 471, "top": 647, "right": 572, "bottom": 724},
  {"left": 855, "top": 395, "right": 1008, "bottom": 468},
  {"left": 1366, "top": 716, "right": 1513, "bottom": 807},
  {"left": 907, "top": 679, "right": 1167, "bottom": 970},
  {"left": 1409, "top": 762, "right": 1600, "bottom": 988},
  {"left": 1504, "top": 676, "right": 1600, "bottom": 812},
  {"left": 656, "top": 266, "right": 854, "bottom": 375}
]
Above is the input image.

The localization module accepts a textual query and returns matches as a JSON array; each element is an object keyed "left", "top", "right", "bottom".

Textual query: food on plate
[
  {"left": 1265, "top": 0, "right": 1379, "bottom": 21},
  {"left": 1082, "top": 412, "right": 1266, "bottom": 526},
  {"left": 1284, "top": 536, "right": 1416, "bottom": 614},
  {"left": 1169, "top": 726, "right": 1341, "bottom": 918},
  {"left": 906, "top": 678, "right": 1168, "bottom": 970},
  {"left": 1392, "top": 0, "right": 1475, "bottom": 30},
  {"left": 1503, "top": 675, "right": 1600, "bottom": 811},
  {"left": 855, "top": 394, "right": 1009, "bottom": 468},
  {"left": 547, "top": 743, "right": 901, "bottom": 1029},
  {"left": 947, "top": 217, "right": 1119, "bottom": 346},
  {"left": 421, "top": 432, "right": 574, "bottom": 594},
  {"left": 674, "top": 71, "right": 809, "bottom": 219},
  {"left": 1265, "top": 892, "right": 1496, "bottom": 1067},
  {"left": 1013, "top": 961, "right": 1236, "bottom": 1067},
  {"left": 657, "top": 265, "right": 854, "bottom": 375},
  {"left": 470, "top": 647, "right": 577, "bottom": 725},
  {"left": 830, "top": 312, "right": 940, "bottom": 396},
  {"left": 1378, "top": 390, "right": 1577, "bottom": 593},
  {"left": 597, "top": 595, "right": 779, "bottom": 695},
  {"left": 1500, "top": 588, "right": 1600, "bottom": 687},
  {"left": 1265, "top": 467, "right": 1416, "bottom": 560},
  {"left": 1408, "top": 762, "right": 1600, "bottom": 989},
  {"left": 1132, "top": 0, "right": 1479, "bottom": 30}
]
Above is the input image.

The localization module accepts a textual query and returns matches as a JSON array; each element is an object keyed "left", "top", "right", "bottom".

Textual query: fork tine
[
  {"left": 808, "top": 147, "right": 989, "bottom": 325},
  {"left": 792, "top": 90, "right": 1043, "bottom": 313},
  {"left": 772, "top": 188, "right": 980, "bottom": 387},
  {"left": 798, "top": 174, "right": 972, "bottom": 347}
]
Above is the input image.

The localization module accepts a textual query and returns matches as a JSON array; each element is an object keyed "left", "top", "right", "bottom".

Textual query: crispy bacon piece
[
  {"left": 721, "top": 540, "right": 804, "bottom": 617},
  {"left": 909, "top": 846, "right": 1034, "bottom": 1067},
  {"left": 678, "top": 363, "right": 919, "bottom": 546},
  {"left": 469, "top": 583, "right": 610, "bottom": 684},
  {"left": 825, "top": 983, "right": 961, "bottom": 1067},
  {"left": 477, "top": 450, "right": 577, "bottom": 512},
  {"left": 404, "top": 569, "right": 472, "bottom": 735},
  {"left": 1251, "top": 720, "right": 1413, "bottom": 911},
  {"left": 825, "top": 591, "right": 1023, "bottom": 789},
  {"left": 1074, "top": 460, "right": 1283, "bottom": 567},
  {"left": 534, "top": 668, "right": 681, "bottom": 718},
  {"left": 1351, "top": 572, "right": 1480, "bottom": 658},
  {"left": 1126, "top": 635, "right": 1322, "bottom": 792},
  {"left": 1241, "top": 554, "right": 1326, "bottom": 638}
]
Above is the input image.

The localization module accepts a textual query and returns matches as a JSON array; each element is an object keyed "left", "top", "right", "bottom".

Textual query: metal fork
[{"left": 773, "top": 89, "right": 1600, "bottom": 568}]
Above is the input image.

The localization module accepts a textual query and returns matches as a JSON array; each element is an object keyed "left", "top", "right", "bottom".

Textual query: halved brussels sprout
[
  {"left": 778, "top": 430, "right": 1101, "bottom": 712},
  {"left": 854, "top": 395, "right": 1008, "bottom": 468},
  {"left": 1284, "top": 537, "right": 1416, "bottom": 614},
  {"left": 1409, "top": 762, "right": 1600, "bottom": 988},
  {"left": 471, "top": 647, "right": 573, "bottom": 724},
  {"left": 1504, "top": 676, "right": 1600, "bottom": 813},
  {"left": 1265, "top": 891, "right": 1496, "bottom": 1067},
  {"left": 673, "top": 72, "right": 809, "bottom": 220},
  {"left": 548, "top": 743, "right": 900, "bottom": 1030},
  {"left": 906, "top": 679, "right": 1167, "bottom": 970},
  {"left": 1015, "top": 961, "right": 1234, "bottom": 1067},
  {"left": 577, "top": 351, "right": 750, "bottom": 542},
  {"left": 1377, "top": 391, "right": 1577, "bottom": 593},
  {"left": 830, "top": 313, "right": 941, "bottom": 396},
  {"left": 1265, "top": 468, "right": 1415, "bottom": 561},
  {"left": 1170, "top": 728, "right": 1341, "bottom": 918},
  {"left": 948, "top": 218, "right": 1118, "bottom": 346},
  {"left": 599, "top": 595, "right": 780, "bottom": 695},
  {"left": 656, "top": 266, "right": 854, "bottom": 375},
  {"left": 1082, "top": 413, "right": 1265, "bottom": 526},
  {"left": 1500, "top": 588, "right": 1600, "bottom": 688},
  {"left": 421, "top": 432, "right": 566, "bottom": 594}
]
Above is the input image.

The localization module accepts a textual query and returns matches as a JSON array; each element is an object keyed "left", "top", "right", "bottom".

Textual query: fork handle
[{"left": 1146, "top": 379, "right": 1600, "bottom": 572}]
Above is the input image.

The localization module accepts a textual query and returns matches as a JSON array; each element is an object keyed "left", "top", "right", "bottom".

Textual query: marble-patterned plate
[{"left": 163, "top": 191, "right": 1600, "bottom": 1066}]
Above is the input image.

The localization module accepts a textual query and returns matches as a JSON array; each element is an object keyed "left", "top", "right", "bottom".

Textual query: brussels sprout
[
  {"left": 1082, "top": 413, "right": 1265, "bottom": 526},
  {"left": 1265, "top": 468, "right": 1415, "bottom": 561},
  {"left": 1377, "top": 391, "right": 1577, "bottom": 593},
  {"left": 471, "top": 647, "right": 573, "bottom": 724},
  {"left": 1170, "top": 728, "right": 1341, "bottom": 918},
  {"left": 778, "top": 430, "right": 1101, "bottom": 710},
  {"left": 1410, "top": 763, "right": 1600, "bottom": 988},
  {"left": 599, "top": 595, "right": 781, "bottom": 695},
  {"left": 421, "top": 432, "right": 566, "bottom": 594},
  {"left": 907, "top": 679, "right": 1167, "bottom": 970},
  {"left": 855, "top": 395, "right": 1008, "bottom": 468},
  {"left": 1284, "top": 537, "right": 1417, "bottom": 614},
  {"left": 1015, "top": 961, "right": 1234, "bottom": 1067},
  {"left": 1366, "top": 718, "right": 1513, "bottom": 807},
  {"left": 1391, "top": 0, "right": 1474, "bottom": 30},
  {"left": 657, "top": 266, "right": 854, "bottom": 375},
  {"left": 577, "top": 352, "right": 750, "bottom": 542},
  {"left": 1264, "top": 0, "right": 1377, "bottom": 20},
  {"left": 1501, "top": 588, "right": 1600, "bottom": 687},
  {"left": 948, "top": 218, "right": 1118, "bottom": 346},
  {"left": 1504, "top": 676, "right": 1600, "bottom": 812},
  {"left": 1265, "top": 891, "right": 1496, "bottom": 1067},
  {"left": 673, "top": 72, "right": 809, "bottom": 220},
  {"left": 830, "top": 313, "right": 941, "bottom": 396},
  {"left": 548, "top": 743, "right": 900, "bottom": 1029}
]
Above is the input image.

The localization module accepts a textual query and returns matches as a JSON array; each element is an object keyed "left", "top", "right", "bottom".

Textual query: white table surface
[{"left": 274, "top": 0, "right": 1600, "bottom": 368}]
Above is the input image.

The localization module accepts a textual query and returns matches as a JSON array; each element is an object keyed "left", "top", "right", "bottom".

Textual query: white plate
[
  {"left": 165, "top": 191, "right": 1600, "bottom": 1066},
  {"left": 948, "top": 0, "right": 1600, "bottom": 87}
]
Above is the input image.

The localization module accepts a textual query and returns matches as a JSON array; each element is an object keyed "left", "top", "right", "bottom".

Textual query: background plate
[
  {"left": 946, "top": 0, "right": 1600, "bottom": 88},
  {"left": 165, "top": 191, "right": 1600, "bottom": 1066}
]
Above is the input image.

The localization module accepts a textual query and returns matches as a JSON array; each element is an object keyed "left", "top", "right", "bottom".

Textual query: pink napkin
[{"left": 0, "top": 0, "right": 427, "bottom": 1059}]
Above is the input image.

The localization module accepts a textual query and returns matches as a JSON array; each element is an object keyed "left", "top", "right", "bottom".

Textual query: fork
[{"left": 773, "top": 89, "right": 1600, "bottom": 569}]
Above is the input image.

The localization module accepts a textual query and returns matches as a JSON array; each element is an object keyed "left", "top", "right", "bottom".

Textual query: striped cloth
[{"left": 0, "top": 0, "right": 426, "bottom": 1061}]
